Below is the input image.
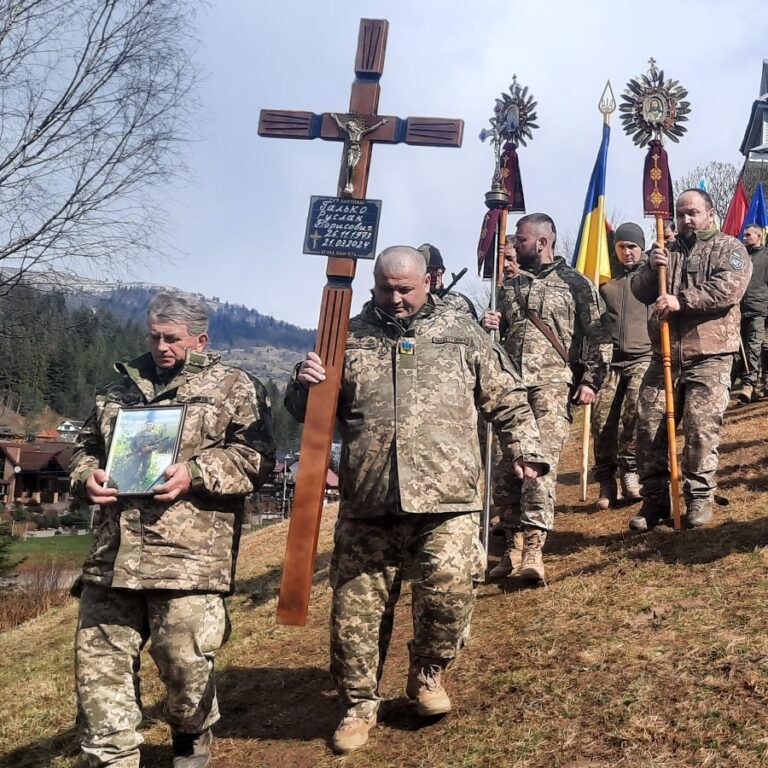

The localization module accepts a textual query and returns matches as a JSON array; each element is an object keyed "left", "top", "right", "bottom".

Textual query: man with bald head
[
  {"left": 286, "top": 245, "right": 547, "bottom": 754},
  {"left": 482, "top": 213, "right": 611, "bottom": 582},
  {"left": 631, "top": 188, "right": 751, "bottom": 531}
]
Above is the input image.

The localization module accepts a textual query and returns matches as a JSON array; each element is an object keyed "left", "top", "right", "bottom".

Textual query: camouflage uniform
[
  {"left": 70, "top": 349, "right": 275, "bottom": 767},
  {"left": 591, "top": 260, "right": 652, "bottom": 481},
  {"left": 632, "top": 230, "right": 751, "bottom": 505},
  {"left": 492, "top": 258, "right": 612, "bottom": 530},
  {"left": 439, "top": 290, "right": 478, "bottom": 320},
  {"left": 285, "top": 296, "right": 545, "bottom": 716}
]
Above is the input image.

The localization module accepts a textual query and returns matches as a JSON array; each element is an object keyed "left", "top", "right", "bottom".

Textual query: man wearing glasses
[{"left": 69, "top": 290, "right": 275, "bottom": 768}]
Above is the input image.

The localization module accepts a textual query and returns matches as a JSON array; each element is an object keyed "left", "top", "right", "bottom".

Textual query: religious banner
[{"left": 642, "top": 139, "right": 674, "bottom": 219}]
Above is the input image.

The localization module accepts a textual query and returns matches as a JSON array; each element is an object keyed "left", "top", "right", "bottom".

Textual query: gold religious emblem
[
  {"left": 331, "top": 113, "right": 389, "bottom": 195},
  {"left": 620, "top": 58, "right": 690, "bottom": 147},
  {"left": 647, "top": 151, "right": 666, "bottom": 209}
]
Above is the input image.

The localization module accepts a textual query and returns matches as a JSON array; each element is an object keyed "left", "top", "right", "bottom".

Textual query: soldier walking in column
[
  {"left": 630, "top": 189, "right": 751, "bottom": 530},
  {"left": 591, "top": 223, "right": 652, "bottom": 509},
  {"left": 70, "top": 291, "right": 275, "bottom": 768},
  {"left": 286, "top": 246, "right": 546, "bottom": 754},
  {"left": 483, "top": 213, "right": 611, "bottom": 582},
  {"left": 734, "top": 223, "right": 768, "bottom": 403}
]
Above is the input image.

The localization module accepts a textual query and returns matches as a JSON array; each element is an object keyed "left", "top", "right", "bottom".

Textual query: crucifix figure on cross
[
  {"left": 258, "top": 18, "right": 464, "bottom": 627},
  {"left": 330, "top": 112, "right": 388, "bottom": 195}
]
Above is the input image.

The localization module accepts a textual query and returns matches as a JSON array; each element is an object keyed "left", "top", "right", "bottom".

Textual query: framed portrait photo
[{"left": 104, "top": 405, "right": 186, "bottom": 496}]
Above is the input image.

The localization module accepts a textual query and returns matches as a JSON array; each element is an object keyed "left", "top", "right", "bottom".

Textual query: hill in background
[{"left": 47, "top": 278, "right": 316, "bottom": 387}]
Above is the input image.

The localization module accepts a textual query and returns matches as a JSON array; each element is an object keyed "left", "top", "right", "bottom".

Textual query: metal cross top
[{"left": 258, "top": 18, "right": 464, "bottom": 627}]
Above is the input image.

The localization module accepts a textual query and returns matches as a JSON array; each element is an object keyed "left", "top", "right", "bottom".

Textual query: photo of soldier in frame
[{"left": 104, "top": 405, "right": 186, "bottom": 496}]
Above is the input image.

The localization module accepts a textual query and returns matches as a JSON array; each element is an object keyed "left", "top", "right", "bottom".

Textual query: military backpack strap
[{"left": 512, "top": 280, "right": 569, "bottom": 365}]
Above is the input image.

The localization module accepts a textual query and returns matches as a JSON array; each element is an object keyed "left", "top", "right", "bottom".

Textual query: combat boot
[
  {"left": 488, "top": 530, "right": 523, "bottom": 579},
  {"left": 686, "top": 497, "right": 713, "bottom": 528},
  {"left": 597, "top": 478, "right": 617, "bottom": 510},
  {"left": 406, "top": 655, "right": 452, "bottom": 717},
  {"left": 172, "top": 729, "right": 212, "bottom": 768},
  {"left": 332, "top": 710, "right": 377, "bottom": 753},
  {"left": 736, "top": 382, "right": 754, "bottom": 404},
  {"left": 519, "top": 528, "right": 547, "bottom": 583},
  {"left": 628, "top": 498, "right": 670, "bottom": 532},
  {"left": 620, "top": 471, "right": 642, "bottom": 501}
]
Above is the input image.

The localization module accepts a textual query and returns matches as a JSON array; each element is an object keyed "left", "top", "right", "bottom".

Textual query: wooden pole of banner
[
  {"left": 481, "top": 201, "right": 508, "bottom": 558},
  {"left": 258, "top": 18, "right": 464, "bottom": 626},
  {"left": 655, "top": 215, "right": 683, "bottom": 530}
]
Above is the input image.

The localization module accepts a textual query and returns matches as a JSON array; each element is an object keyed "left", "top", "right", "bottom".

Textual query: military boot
[
  {"left": 597, "top": 478, "right": 617, "bottom": 510},
  {"left": 406, "top": 655, "right": 452, "bottom": 717},
  {"left": 332, "top": 710, "right": 377, "bottom": 753},
  {"left": 488, "top": 530, "right": 523, "bottom": 579},
  {"left": 620, "top": 471, "right": 642, "bottom": 501},
  {"left": 761, "top": 349, "right": 768, "bottom": 397},
  {"left": 172, "top": 729, "right": 212, "bottom": 768},
  {"left": 520, "top": 528, "right": 547, "bottom": 583},
  {"left": 628, "top": 498, "right": 670, "bottom": 532},
  {"left": 686, "top": 497, "right": 713, "bottom": 528},
  {"left": 736, "top": 382, "right": 754, "bottom": 405}
]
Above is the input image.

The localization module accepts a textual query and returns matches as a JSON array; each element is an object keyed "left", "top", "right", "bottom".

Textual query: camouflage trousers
[
  {"left": 591, "top": 360, "right": 649, "bottom": 481},
  {"left": 635, "top": 355, "right": 732, "bottom": 502},
  {"left": 738, "top": 313, "right": 765, "bottom": 387},
  {"left": 330, "top": 512, "right": 478, "bottom": 716},
  {"left": 492, "top": 383, "right": 571, "bottom": 531},
  {"left": 75, "top": 585, "right": 230, "bottom": 767}
]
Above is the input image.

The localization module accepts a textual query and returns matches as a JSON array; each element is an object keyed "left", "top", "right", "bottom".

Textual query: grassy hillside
[
  {"left": 217, "top": 344, "right": 304, "bottom": 387},
  {"left": 3, "top": 398, "right": 768, "bottom": 767}
]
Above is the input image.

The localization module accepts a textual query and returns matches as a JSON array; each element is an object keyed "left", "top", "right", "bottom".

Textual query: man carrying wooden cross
[{"left": 285, "top": 245, "right": 546, "bottom": 754}]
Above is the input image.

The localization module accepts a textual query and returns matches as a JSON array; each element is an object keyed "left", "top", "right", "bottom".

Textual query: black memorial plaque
[{"left": 303, "top": 196, "right": 382, "bottom": 259}]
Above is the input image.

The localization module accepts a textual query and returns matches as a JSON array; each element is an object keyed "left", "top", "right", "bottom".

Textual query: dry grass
[
  {"left": 0, "top": 562, "right": 71, "bottom": 631},
  {"left": 3, "top": 399, "right": 768, "bottom": 766}
]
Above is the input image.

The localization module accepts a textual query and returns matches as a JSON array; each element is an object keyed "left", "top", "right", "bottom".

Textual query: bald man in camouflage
[
  {"left": 70, "top": 291, "right": 275, "bottom": 768},
  {"left": 286, "top": 245, "right": 546, "bottom": 754}
]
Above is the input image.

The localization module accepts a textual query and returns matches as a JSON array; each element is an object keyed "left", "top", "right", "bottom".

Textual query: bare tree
[
  {"left": 0, "top": 0, "right": 199, "bottom": 291},
  {"left": 674, "top": 161, "right": 741, "bottom": 220}
]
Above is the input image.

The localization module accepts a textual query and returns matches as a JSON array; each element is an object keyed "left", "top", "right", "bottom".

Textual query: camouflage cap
[{"left": 417, "top": 243, "right": 444, "bottom": 270}]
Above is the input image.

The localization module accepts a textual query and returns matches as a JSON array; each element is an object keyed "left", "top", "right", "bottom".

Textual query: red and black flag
[{"left": 477, "top": 142, "right": 525, "bottom": 278}]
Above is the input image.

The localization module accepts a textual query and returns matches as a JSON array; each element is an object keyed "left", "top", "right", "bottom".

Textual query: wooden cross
[{"left": 259, "top": 18, "right": 464, "bottom": 627}]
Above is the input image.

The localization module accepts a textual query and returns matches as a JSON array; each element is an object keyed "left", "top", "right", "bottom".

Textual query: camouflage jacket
[
  {"left": 285, "top": 296, "right": 547, "bottom": 519},
  {"left": 495, "top": 258, "right": 612, "bottom": 390},
  {"left": 631, "top": 230, "right": 751, "bottom": 362},
  {"left": 439, "top": 290, "right": 478, "bottom": 320},
  {"left": 70, "top": 350, "right": 275, "bottom": 593}
]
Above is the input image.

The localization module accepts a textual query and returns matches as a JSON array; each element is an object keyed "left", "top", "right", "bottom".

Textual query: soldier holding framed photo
[{"left": 69, "top": 291, "right": 275, "bottom": 768}]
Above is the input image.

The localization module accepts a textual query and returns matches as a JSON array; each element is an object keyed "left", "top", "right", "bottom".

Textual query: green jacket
[
  {"left": 285, "top": 296, "right": 547, "bottom": 519},
  {"left": 631, "top": 230, "right": 751, "bottom": 362},
  {"left": 70, "top": 350, "right": 275, "bottom": 593}
]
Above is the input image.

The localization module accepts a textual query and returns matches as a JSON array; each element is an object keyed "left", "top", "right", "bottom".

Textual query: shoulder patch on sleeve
[{"left": 730, "top": 252, "right": 745, "bottom": 270}]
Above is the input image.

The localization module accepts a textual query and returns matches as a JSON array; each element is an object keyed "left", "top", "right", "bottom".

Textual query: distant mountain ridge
[
  {"left": 66, "top": 283, "right": 316, "bottom": 352},
  {"left": 21, "top": 273, "right": 315, "bottom": 385}
]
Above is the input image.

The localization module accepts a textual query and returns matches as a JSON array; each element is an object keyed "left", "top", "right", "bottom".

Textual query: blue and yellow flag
[
  {"left": 572, "top": 123, "right": 611, "bottom": 284},
  {"left": 739, "top": 182, "right": 768, "bottom": 240}
]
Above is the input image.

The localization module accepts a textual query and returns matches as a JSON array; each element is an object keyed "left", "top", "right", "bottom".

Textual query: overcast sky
[{"left": 144, "top": 0, "right": 767, "bottom": 329}]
